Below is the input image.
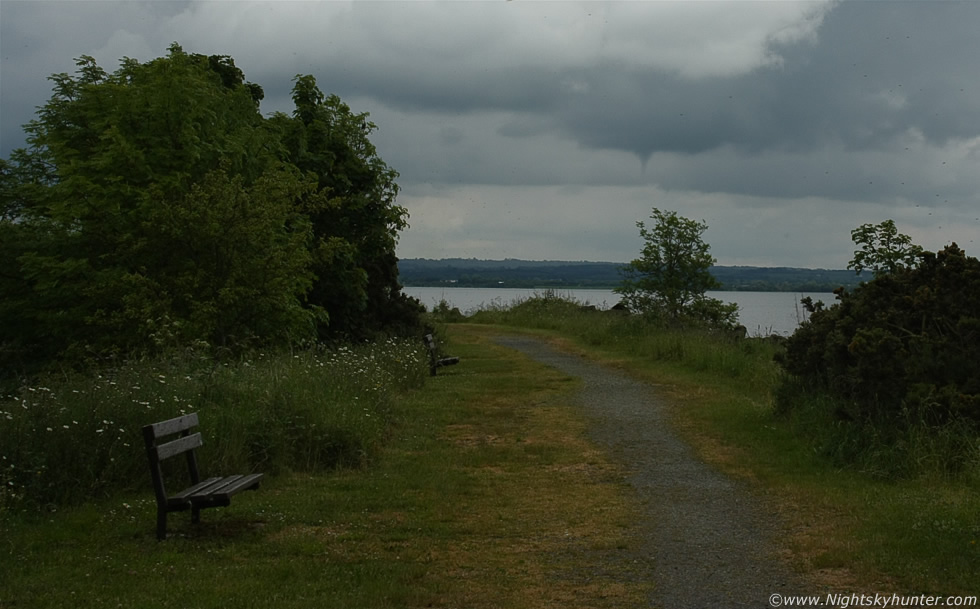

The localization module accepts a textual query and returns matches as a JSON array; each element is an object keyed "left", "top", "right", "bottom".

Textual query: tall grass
[
  {"left": 775, "top": 379, "right": 980, "bottom": 480},
  {"left": 469, "top": 291, "right": 782, "bottom": 391},
  {"left": 0, "top": 339, "right": 428, "bottom": 515}
]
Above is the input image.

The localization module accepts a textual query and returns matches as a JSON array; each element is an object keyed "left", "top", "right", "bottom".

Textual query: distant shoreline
[{"left": 398, "top": 258, "right": 865, "bottom": 293}]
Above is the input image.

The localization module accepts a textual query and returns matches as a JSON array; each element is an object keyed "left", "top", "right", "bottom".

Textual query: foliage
[
  {"left": 777, "top": 243, "right": 980, "bottom": 477},
  {"left": 270, "top": 75, "right": 420, "bottom": 340},
  {"left": 0, "top": 339, "right": 427, "bottom": 514},
  {"left": 427, "top": 299, "right": 467, "bottom": 323},
  {"left": 615, "top": 208, "right": 737, "bottom": 328},
  {"left": 848, "top": 219, "right": 923, "bottom": 277},
  {"left": 1, "top": 45, "right": 420, "bottom": 374}
]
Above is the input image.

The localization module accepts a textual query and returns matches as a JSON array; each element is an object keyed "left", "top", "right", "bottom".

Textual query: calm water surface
[{"left": 403, "top": 286, "right": 836, "bottom": 336}]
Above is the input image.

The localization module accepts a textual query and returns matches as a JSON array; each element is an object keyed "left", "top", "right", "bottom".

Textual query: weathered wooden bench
[
  {"left": 142, "top": 413, "right": 263, "bottom": 540},
  {"left": 424, "top": 333, "right": 460, "bottom": 376}
]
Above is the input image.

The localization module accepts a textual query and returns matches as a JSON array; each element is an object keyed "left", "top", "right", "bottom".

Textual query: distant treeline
[{"left": 398, "top": 258, "right": 867, "bottom": 292}]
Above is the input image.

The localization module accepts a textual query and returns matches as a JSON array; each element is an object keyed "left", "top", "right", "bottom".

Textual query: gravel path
[{"left": 494, "top": 335, "right": 803, "bottom": 609}]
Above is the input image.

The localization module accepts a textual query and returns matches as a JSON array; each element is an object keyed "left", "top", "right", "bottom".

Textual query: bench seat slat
[
  {"left": 171, "top": 476, "right": 224, "bottom": 501},
  {"left": 186, "top": 474, "right": 263, "bottom": 504}
]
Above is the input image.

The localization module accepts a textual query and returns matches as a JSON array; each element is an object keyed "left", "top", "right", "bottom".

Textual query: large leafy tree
[
  {"left": 0, "top": 46, "right": 321, "bottom": 368},
  {"left": 615, "top": 208, "right": 737, "bottom": 328},
  {"left": 271, "top": 75, "right": 419, "bottom": 339},
  {"left": 2, "top": 45, "right": 421, "bottom": 372}
]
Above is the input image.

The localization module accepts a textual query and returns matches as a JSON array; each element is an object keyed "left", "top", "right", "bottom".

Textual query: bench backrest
[{"left": 143, "top": 413, "right": 203, "bottom": 503}]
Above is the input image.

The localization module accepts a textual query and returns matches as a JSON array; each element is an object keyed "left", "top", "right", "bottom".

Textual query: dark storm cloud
[
  {"left": 313, "top": 62, "right": 565, "bottom": 116},
  {"left": 2, "top": 0, "right": 978, "bottom": 266},
  {"left": 270, "top": 1, "right": 980, "bottom": 210},
  {"left": 547, "top": 1, "right": 980, "bottom": 159}
]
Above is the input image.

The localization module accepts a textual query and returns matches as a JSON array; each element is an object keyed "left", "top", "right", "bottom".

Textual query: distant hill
[{"left": 398, "top": 258, "right": 866, "bottom": 292}]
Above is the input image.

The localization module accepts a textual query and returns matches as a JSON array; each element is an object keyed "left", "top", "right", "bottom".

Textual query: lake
[{"left": 402, "top": 287, "right": 836, "bottom": 336}]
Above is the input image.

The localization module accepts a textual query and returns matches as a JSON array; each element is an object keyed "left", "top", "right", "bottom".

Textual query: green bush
[
  {"left": 776, "top": 244, "right": 980, "bottom": 477},
  {"left": 426, "top": 299, "right": 467, "bottom": 323}
]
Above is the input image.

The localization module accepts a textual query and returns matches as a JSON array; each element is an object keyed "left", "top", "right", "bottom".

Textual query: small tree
[
  {"left": 848, "top": 219, "right": 923, "bottom": 277},
  {"left": 615, "top": 208, "right": 737, "bottom": 328}
]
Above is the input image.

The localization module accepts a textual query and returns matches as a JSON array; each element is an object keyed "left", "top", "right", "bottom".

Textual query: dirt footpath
[{"left": 495, "top": 335, "right": 804, "bottom": 609}]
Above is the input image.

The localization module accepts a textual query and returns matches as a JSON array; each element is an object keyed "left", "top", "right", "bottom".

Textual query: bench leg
[
  {"left": 192, "top": 504, "right": 201, "bottom": 525},
  {"left": 156, "top": 509, "right": 168, "bottom": 541}
]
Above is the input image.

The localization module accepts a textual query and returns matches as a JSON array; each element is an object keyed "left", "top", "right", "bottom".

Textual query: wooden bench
[
  {"left": 424, "top": 333, "right": 460, "bottom": 376},
  {"left": 142, "top": 413, "right": 263, "bottom": 540}
]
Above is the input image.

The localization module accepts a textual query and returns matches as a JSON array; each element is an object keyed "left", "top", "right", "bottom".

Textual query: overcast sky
[{"left": 3, "top": 1, "right": 979, "bottom": 268}]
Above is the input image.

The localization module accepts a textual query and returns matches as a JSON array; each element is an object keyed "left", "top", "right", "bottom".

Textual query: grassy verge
[
  {"left": 1, "top": 339, "right": 427, "bottom": 513},
  {"left": 467, "top": 298, "right": 980, "bottom": 595},
  {"left": 0, "top": 326, "right": 649, "bottom": 608}
]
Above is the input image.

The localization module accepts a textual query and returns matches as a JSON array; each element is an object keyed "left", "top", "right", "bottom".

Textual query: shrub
[
  {"left": 427, "top": 299, "right": 467, "bottom": 323},
  {"left": 776, "top": 244, "right": 980, "bottom": 476}
]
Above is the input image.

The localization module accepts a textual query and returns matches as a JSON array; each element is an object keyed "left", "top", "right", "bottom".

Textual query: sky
[{"left": 3, "top": 0, "right": 980, "bottom": 269}]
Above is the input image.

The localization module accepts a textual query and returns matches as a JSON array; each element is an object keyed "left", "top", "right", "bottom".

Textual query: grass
[
  {"left": 5, "top": 295, "right": 978, "bottom": 603},
  {"left": 0, "top": 339, "right": 427, "bottom": 514},
  {"left": 467, "top": 296, "right": 980, "bottom": 595},
  {"left": 0, "top": 326, "right": 650, "bottom": 608}
]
